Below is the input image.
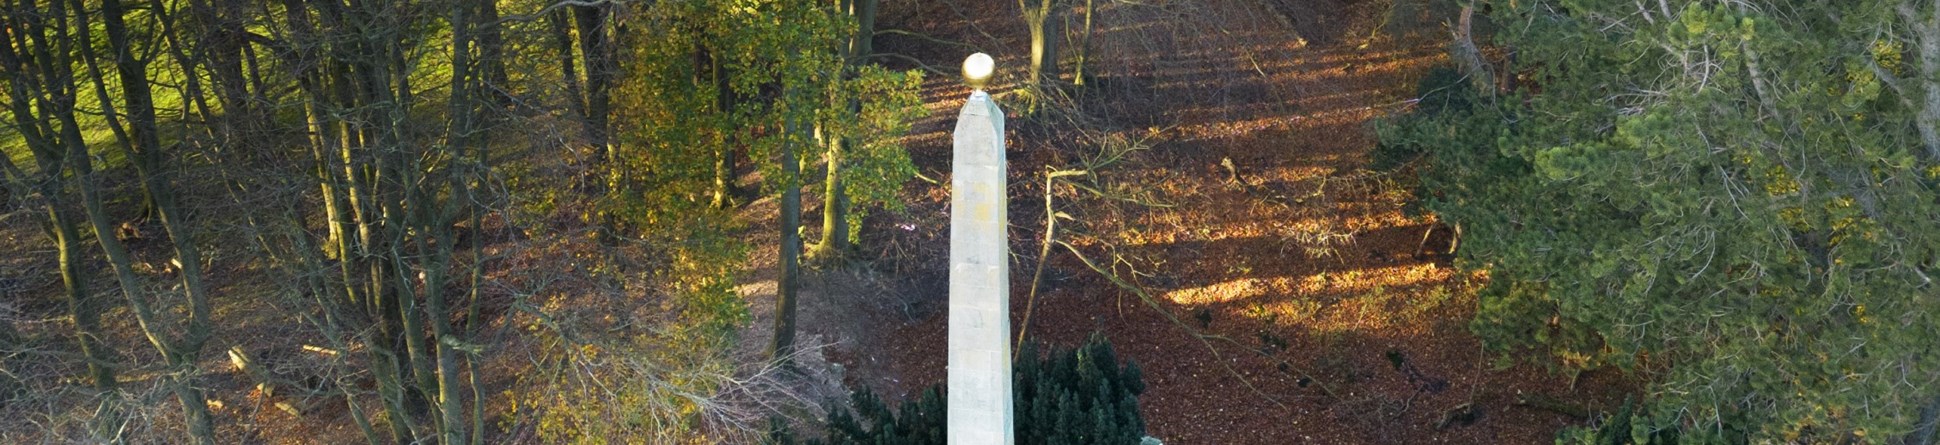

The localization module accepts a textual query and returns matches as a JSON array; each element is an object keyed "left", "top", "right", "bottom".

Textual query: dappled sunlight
[
  {"left": 1284, "top": 263, "right": 1452, "bottom": 296},
  {"left": 1264, "top": 283, "right": 1459, "bottom": 337},
  {"left": 831, "top": 0, "right": 1634, "bottom": 443},
  {"left": 1339, "top": 207, "right": 1426, "bottom": 232},
  {"left": 0, "top": 0, "right": 1650, "bottom": 442},
  {"left": 1164, "top": 261, "right": 1451, "bottom": 322},
  {"left": 1164, "top": 277, "right": 1272, "bottom": 305},
  {"left": 1170, "top": 114, "right": 1308, "bottom": 142}
]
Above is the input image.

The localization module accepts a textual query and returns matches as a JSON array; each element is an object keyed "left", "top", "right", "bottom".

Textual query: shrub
[{"left": 771, "top": 335, "right": 1149, "bottom": 445}]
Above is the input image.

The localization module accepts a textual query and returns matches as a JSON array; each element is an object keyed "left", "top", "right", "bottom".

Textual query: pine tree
[
  {"left": 791, "top": 336, "right": 1150, "bottom": 444},
  {"left": 1381, "top": 1, "right": 1940, "bottom": 441}
]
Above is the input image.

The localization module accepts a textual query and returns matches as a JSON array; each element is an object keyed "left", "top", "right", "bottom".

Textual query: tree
[
  {"left": 86, "top": 0, "right": 220, "bottom": 442},
  {"left": 1072, "top": 0, "right": 1095, "bottom": 87},
  {"left": 595, "top": 0, "right": 920, "bottom": 361},
  {"left": 1021, "top": 0, "right": 1062, "bottom": 88},
  {"left": 1381, "top": 0, "right": 1940, "bottom": 441},
  {"left": 245, "top": 1, "right": 505, "bottom": 442},
  {"left": 1445, "top": 0, "right": 1491, "bottom": 97},
  {"left": 0, "top": 0, "right": 930, "bottom": 441},
  {"left": 769, "top": 336, "right": 1150, "bottom": 445},
  {"left": 748, "top": 0, "right": 845, "bottom": 364},
  {"left": 0, "top": 0, "right": 121, "bottom": 400},
  {"left": 549, "top": 6, "right": 588, "bottom": 145},
  {"left": 806, "top": 0, "right": 876, "bottom": 261},
  {"left": 569, "top": 0, "right": 820, "bottom": 363},
  {"left": 0, "top": 1, "right": 231, "bottom": 442},
  {"left": 574, "top": 2, "right": 619, "bottom": 171},
  {"left": 807, "top": 0, "right": 923, "bottom": 263}
]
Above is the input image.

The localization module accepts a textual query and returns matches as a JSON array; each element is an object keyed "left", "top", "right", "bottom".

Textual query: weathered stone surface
[{"left": 948, "top": 90, "right": 1011, "bottom": 445}]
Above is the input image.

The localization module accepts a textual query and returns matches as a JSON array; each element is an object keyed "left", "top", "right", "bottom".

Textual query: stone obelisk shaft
[{"left": 947, "top": 90, "right": 1012, "bottom": 445}]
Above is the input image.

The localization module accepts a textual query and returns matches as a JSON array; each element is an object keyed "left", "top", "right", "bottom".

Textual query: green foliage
[
  {"left": 1378, "top": 0, "right": 1940, "bottom": 441},
  {"left": 825, "top": 65, "right": 926, "bottom": 240},
  {"left": 1013, "top": 337, "right": 1148, "bottom": 445},
  {"left": 667, "top": 218, "right": 755, "bottom": 339},
  {"left": 807, "top": 387, "right": 947, "bottom": 445},
  {"left": 604, "top": 0, "right": 923, "bottom": 243},
  {"left": 607, "top": 0, "right": 839, "bottom": 229},
  {"left": 1556, "top": 398, "right": 1691, "bottom": 445},
  {"left": 772, "top": 336, "right": 1150, "bottom": 445}
]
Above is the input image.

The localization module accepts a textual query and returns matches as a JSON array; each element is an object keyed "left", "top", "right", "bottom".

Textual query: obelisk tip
[{"left": 963, "top": 53, "right": 994, "bottom": 91}]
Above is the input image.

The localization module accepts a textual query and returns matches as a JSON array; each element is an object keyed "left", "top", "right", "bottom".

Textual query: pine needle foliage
[
  {"left": 1378, "top": 1, "right": 1940, "bottom": 442},
  {"left": 768, "top": 335, "right": 1149, "bottom": 445}
]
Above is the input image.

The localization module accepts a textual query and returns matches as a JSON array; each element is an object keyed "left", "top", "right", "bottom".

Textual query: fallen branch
[
  {"left": 1015, "top": 168, "right": 1089, "bottom": 354},
  {"left": 1514, "top": 392, "right": 1591, "bottom": 420},
  {"left": 875, "top": 28, "right": 982, "bottom": 51},
  {"left": 1433, "top": 402, "right": 1479, "bottom": 430},
  {"left": 1055, "top": 239, "right": 1335, "bottom": 407},
  {"left": 867, "top": 53, "right": 953, "bottom": 77},
  {"left": 938, "top": 0, "right": 1004, "bottom": 48}
]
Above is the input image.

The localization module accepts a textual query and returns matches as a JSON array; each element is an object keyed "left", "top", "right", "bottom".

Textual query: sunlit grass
[{"left": 1, "top": 52, "right": 199, "bottom": 175}]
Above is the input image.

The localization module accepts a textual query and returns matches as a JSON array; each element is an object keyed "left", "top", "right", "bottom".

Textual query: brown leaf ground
[
  {"left": 0, "top": 0, "right": 1638, "bottom": 443},
  {"left": 735, "top": 0, "right": 1638, "bottom": 444}
]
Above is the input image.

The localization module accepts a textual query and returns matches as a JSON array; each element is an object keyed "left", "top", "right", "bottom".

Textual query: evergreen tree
[
  {"left": 1381, "top": 1, "right": 1940, "bottom": 441},
  {"left": 779, "top": 336, "right": 1150, "bottom": 445}
]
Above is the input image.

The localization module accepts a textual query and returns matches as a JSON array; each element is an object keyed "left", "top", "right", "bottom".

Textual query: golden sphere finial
[{"left": 963, "top": 53, "right": 994, "bottom": 90}]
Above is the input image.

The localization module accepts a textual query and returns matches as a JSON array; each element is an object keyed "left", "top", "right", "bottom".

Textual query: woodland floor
[
  {"left": 0, "top": 0, "right": 1644, "bottom": 443},
  {"left": 732, "top": 0, "right": 1635, "bottom": 443}
]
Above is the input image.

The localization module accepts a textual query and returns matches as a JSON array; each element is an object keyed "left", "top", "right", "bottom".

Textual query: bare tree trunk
[
  {"left": 378, "top": 65, "right": 440, "bottom": 436},
  {"left": 811, "top": 137, "right": 850, "bottom": 259},
  {"left": 1449, "top": 1, "right": 1494, "bottom": 98},
  {"left": 79, "top": 2, "right": 219, "bottom": 440},
  {"left": 708, "top": 43, "right": 742, "bottom": 209},
  {"left": 574, "top": 4, "right": 616, "bottom": 167},
  {"left": 183, "top": 0, "right": 254, "bottom": 120},
  {"left": 51, "top": 204, "right": 116, "bottom": 391},
  {"left": 461, "top": 22, "right": 496, "bottom": 434},
  {"left": 549, "top": 7, "right": 596, "bottom": 193},
  {"left": 810, "top": 0, "right": 876, "bottom": 260},
  {"left": 477, "top": 0, "right": 511, "bottom": 106},
  {"left": 68, "top": 143, "right": 216, "bottom": 445},
  {"left": 0, "top": 147, "right": 24, "bottom": 205},
  {"left": 772, "top": 117, "right": 805, "bottom": 364},
  {"left": 1023, "top": 0, "right": 1063, "bottom": 87},
  {"left": 424, "top": 4, "right": 482, "bottom": 442},
  {"left": 308, "top": 2, "right": 422, "bottom": 441},
  {"left": 101, "top": 0, "right": 215, "bottom": 355},
  {"left": 0, "top": 0, "right": 119, "bottom": 395},
  {"left": 550, "top": 9, "right": 587, "bottom": 122},
  {"left": 314, "top": 95, "right": 353, "bottom": 260},
  {"left": 1074, "top": 0, "right": 1094, "bottom": 87},
  {"left": 0, "top": 8, "right": 124, "bottom": 442}
]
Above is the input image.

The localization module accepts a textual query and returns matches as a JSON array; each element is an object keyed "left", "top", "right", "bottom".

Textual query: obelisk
[{"left": 948, "top": 53, "right": 1012, "bottom": 445}]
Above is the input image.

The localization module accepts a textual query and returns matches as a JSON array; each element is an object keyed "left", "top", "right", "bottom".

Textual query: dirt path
[{"left": 732, "top": 0, "right": 1630, "bottom": 443}]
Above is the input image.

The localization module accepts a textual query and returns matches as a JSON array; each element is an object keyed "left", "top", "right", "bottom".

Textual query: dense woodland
[{"left": 0, "top": 0, "right": 1937, "bottom": 443}]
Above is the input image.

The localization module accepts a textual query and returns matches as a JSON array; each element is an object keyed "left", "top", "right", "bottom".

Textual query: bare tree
[{"left": 1022, "top": 0, "right": 1064, "bottom": 87}]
